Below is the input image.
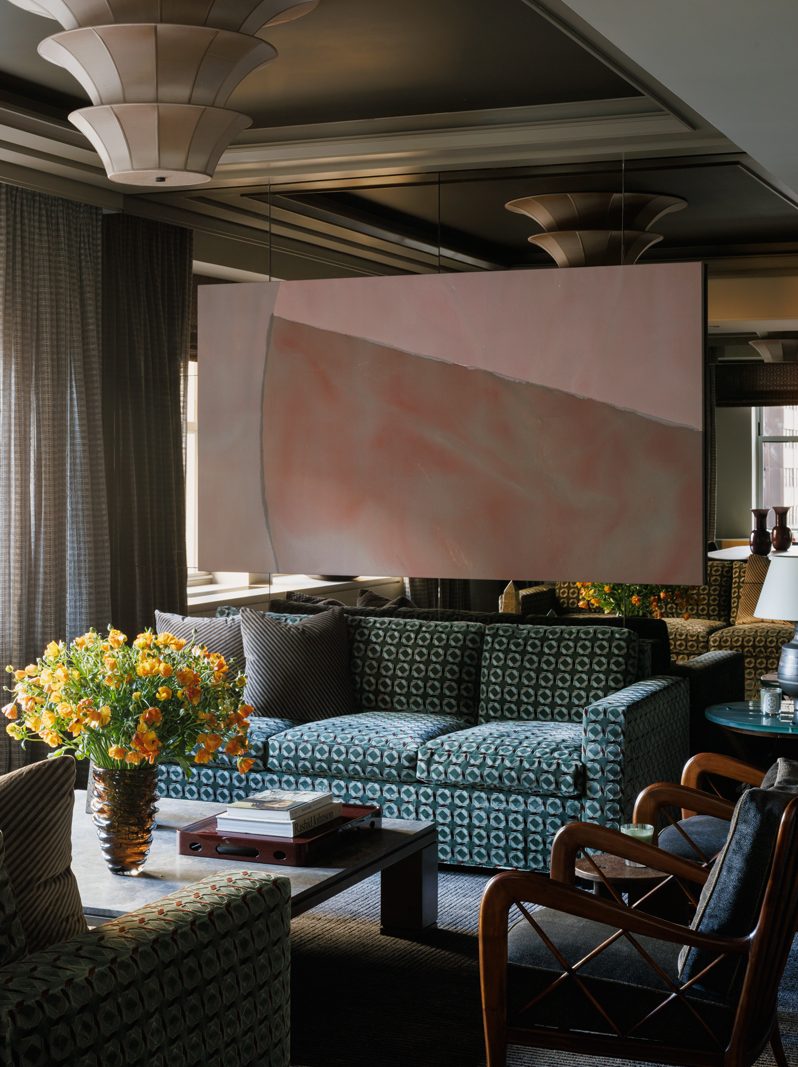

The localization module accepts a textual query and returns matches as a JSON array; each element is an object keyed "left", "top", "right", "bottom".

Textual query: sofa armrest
[
  {"left": 0, "top": 871, "right": 291, "bottom": 1067},
  {"left": 582, "top": 677, "right": 689, "bottom": 828},
  {"left": 518, "top": 584, "right": 557, "bottom": 615}
]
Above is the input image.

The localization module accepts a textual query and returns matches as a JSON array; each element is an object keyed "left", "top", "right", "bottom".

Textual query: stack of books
[{"left": 216, "top": 788, "right": 342, "bottom": 838}]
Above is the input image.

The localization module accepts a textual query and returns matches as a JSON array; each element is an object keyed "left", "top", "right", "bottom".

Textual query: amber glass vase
[{"left": 90, "top": 765, "right": 159, "bottom": 875}]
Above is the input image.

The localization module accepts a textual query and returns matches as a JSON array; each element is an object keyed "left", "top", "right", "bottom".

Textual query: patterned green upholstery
[
  {"left": 662, "top": 560, "right": 733, "bottom": 623},
  {"left": 347, "top": 617, "right": 484, "bottom": 720},
  {"left": 582, "top": 677, "right": 690, "bottom": 827},
  {"left": 664, "top": 617, "right": 728, "bottom": 660},
  {"left": 156, "top": 615, "right": 690, "bottom": 871},
  {"left": 416, "top": 721, "right": 583, "bottom": 796},
  {"left": 710, "top": 622, "right": 795, "bottom": 699},
  {"left": 478, "top": 625, "right": 639, "bottom": 723},
  {"left": 267, "top": 712, "right": 470, "bottom": 783},
  {"left": 0, "top": 871, "right": 291, "bottom": 1067}
]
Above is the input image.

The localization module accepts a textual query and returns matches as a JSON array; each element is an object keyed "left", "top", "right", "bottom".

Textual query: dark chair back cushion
[{"left": 679, "top": 788, "right": 790, "bottom": 998}]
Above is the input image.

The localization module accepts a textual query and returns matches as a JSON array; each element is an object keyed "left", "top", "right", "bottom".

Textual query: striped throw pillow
[
  {"left": 0, "top": 833, "right": 27, "bottom": 965},
  {"left": 240, "top": 606, "right": 356, "bottom": 721},
  {"left": 735, "top": 555, "right": 775, "bottom": 624},
  {"left": 154, "top": 611, "right": 245, "bottom": 673},
  {"left": 0, "top": 755, "right": 86, "bottom": 952}
]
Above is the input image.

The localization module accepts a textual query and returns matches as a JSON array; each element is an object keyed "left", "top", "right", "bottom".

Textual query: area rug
[{"left": 290, "top": 869, "right": 797, "bottom": 1067}]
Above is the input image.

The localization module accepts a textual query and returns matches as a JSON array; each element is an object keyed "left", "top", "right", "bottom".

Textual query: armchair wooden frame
[
  {"left": 633, "top": 753, "right": 765, "bottom": 864},
  {"left": 479, "top": 798, "right": 798, "bottom": 1067}
]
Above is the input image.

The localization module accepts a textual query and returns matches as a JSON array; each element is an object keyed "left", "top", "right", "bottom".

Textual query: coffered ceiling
[{"left": 0, "top": 0, "right": 796, "bottom": 281}]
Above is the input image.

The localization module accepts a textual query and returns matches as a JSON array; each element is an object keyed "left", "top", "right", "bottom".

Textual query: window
[{"left": 755, "top": 406, "right": 798, "bottom": 512}]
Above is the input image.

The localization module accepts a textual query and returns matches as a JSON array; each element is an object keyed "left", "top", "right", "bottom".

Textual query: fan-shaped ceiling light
[
  {"left": 9, "top": 0, "right": 319, "bottom": 186},
  {"left": 505, "top": 192, "right": 687, "bottom": 267}
]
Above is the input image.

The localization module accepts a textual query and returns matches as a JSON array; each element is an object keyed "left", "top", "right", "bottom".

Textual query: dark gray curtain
[
  {"left": 0, "top": 184, "right": 110, "bottom": 770},
  {"left": 706, "top": 363, "right": 717, "bottom": 546},
  {"left": 102, "top": 214, "right": 191, "bottom": 636}
]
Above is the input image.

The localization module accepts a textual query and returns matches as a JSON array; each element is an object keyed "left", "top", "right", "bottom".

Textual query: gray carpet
[{"left": 290, "top": 869, "right": 798, "bottom": 1067}]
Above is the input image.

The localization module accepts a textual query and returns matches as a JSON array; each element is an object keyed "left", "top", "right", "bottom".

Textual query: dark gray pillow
[
  {"left": 762, "top": 757, "right": 798, "bottom": 793},
  {"left": 155, "top": 610, "right": 244, "bottom": 672},
  {"left": 357, "top": 589, "right": 415, "bottom": 609},
  {"left": 286, "top": 590, "right": 345, "bottom": 606},
  {"left": 679, "top": 788, "right": 790, "bottom": 998},
  {"left": 240, "top": 606, "right": 356, "bottom": 722}
]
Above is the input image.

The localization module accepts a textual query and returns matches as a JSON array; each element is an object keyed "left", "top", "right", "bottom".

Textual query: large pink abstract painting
[{"left": 199, "top": 264, "right": 704, "bottom": 584}]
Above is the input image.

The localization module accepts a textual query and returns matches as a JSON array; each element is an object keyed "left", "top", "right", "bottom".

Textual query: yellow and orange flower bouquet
[{"left": 3, "top": 627, "right": 255, "bottom": 776}]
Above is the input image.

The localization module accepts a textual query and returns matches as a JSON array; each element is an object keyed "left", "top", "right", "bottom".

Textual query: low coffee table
[{"left": 72, "top": 791, "right": 437, "bottom": 936}]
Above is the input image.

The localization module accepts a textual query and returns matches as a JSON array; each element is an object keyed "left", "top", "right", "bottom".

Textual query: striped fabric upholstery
[
  {"left": 734, "top": 554, "right": 781, "bottom": 624},
  {"left": 240, "top": 606, "right": 356, "bottom": 721},
  {"left": 0, "top": 834, "right": 27, "bottom": 966},
  {"left": 0, "top": 755, "right": 87, "bottom": 952},
  {"left": 154, "top": 610, "right": 245, "bottom": 673}
]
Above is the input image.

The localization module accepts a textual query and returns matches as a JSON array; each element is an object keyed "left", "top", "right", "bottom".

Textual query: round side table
[{"left": 574, "top": 852, "right": 667, "bottom": 904}]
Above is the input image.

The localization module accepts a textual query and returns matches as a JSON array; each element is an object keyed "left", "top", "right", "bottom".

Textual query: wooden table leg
[{"left": 380, "top": 841, "right": 438, "bottom": 936}]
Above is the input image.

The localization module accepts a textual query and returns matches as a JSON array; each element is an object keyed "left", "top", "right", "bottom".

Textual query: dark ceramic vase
[
  {"left": 90, "top": 765, "right": 159, "bottom": 875},
  {"left": 771, "top": 506, "right": 793, "bottom": 552},
  {"left": 750, "top": 508, "right": 772, "bottom": 555}
]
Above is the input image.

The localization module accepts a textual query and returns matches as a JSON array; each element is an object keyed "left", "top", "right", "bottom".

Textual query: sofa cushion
[
  {"left": 657, "top": 814, "right": 731, "bottom": 864},
  {"left": 708, "top": 622, "right": 795, "bottom": 700},
  {"left": 155, "top": 610, "right": 245, "bottom": 672},
  {"left": 241, "top": 607, "right": 356, "bottom": 722},
  {"left": 664, "top": 617, "right": 727, "bottom": 660},
  {"left": 417, "top": 721, "right": 583, "bottom": 796},
  {"left": 191, "top": 716, "right": 296, "bottom": 772},
  {"left": 347, "top": 617, "right": 484, "bottom": 721},
  {"left": 268, "top": 711, "right": 469, "bottom": 783},
  {"left": 478, "top": 625, "right": 638, "bottom": 724},
  {"left": 0, "top": 755, "right": 87, "bottom": 952}
]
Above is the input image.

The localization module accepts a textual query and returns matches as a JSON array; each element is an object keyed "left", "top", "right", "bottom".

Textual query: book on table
[
  {"left": 224, "top": 788, "right": 333, "bottom": 820},
  {"left": 216, "top": 801, "right": 343, "bottom": 838},
  {"left": 216, "top": 788, "right": 341, "bottom": 838}
]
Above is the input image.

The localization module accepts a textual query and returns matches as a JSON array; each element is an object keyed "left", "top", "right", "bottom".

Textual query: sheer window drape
[{"left": 0, "top": 185, "right": 111, "bottom": 769}]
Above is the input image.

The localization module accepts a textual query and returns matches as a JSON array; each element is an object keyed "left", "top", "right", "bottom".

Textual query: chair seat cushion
[
  {"left": 416, "top": 721, "right": 583, "bottom": 795},
  {"left": 267, "top": 711, "right": 470, "bottom": 783},
  {"left": 657, "top": 815, "right": 731, "bottom": 864},
  {"left": 507, "top": 906, "right": 733, "bottom": 1050},
  {"left": 664, "top": 617, "right": 727, "bottom": 659}
]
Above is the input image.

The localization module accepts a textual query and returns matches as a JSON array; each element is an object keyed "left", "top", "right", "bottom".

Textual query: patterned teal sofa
[{"left": 158, "top": 616, "right": 689, "bottom": 872}]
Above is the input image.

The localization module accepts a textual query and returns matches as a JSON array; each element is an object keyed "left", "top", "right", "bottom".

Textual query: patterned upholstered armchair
[{"left": 0, "top": 872, "right": 291, "bottom": 1067}]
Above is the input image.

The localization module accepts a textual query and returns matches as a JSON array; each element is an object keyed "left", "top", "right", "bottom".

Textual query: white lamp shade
[
  {"left": 7, "top": 0, "right": 318, "bottom": 33},
  {"left": 70, "top": 102, "right": 251, "bottom": 186},
  {"left": 39, "top": 25, "right": 277, "bottom": 107},
  {"left": 754, "top": 555, "right": 798, "bottom": 621}
]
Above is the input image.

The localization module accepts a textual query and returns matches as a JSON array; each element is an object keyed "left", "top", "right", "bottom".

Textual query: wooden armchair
[
  {"left": 634, "top": 752, "right": 765, "bottom": 865},
  {"left": 479, "top": 790, "right": 798, "bottom": 1067}
]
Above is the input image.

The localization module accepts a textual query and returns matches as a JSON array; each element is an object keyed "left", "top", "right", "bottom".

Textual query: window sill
[{"left": 186, "top": 575, "right": 403, "bottom": 615}]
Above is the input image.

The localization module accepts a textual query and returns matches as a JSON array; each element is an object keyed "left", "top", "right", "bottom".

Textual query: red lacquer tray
[{"left": 177, "top": 803, "right": 381, "bottom": 866}]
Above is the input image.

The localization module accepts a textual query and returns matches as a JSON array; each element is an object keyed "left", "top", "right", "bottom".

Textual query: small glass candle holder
[
  {"left": 620, "top": 822, "right": 655, "bottom": 867},
  {"left": 761, "top": 686, "right": 782, "bottom": 716}
]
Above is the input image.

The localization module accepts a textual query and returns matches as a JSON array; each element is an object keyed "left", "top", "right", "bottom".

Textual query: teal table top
[{"left": 706, "top": 701, "right": 798, "bottom": 736}]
